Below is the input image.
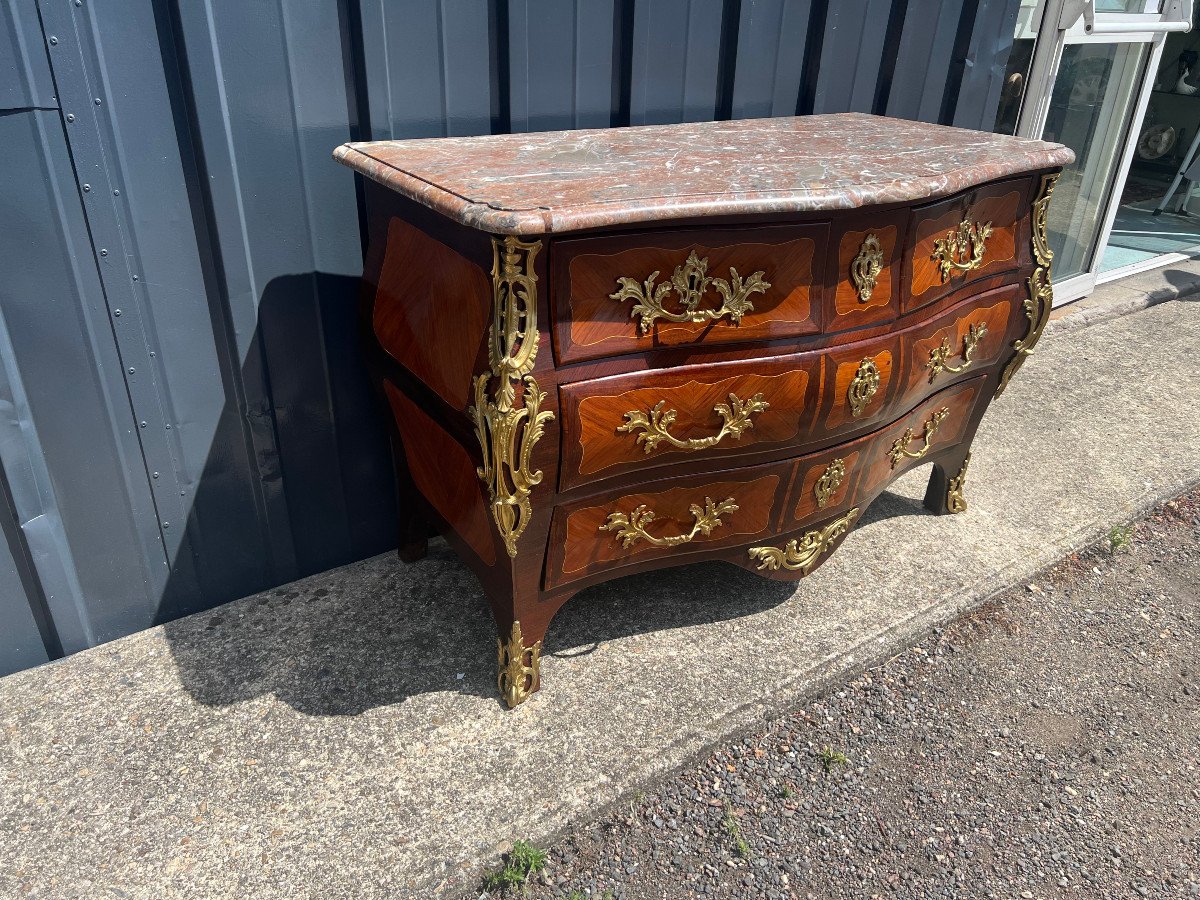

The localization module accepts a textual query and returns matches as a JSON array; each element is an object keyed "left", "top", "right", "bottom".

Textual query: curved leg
[
  {"left": 924, "top": 444, "right": 972, "bottom": 515},
  {"left": 494, "top": 589, "right": 576, "bottom": 708}
]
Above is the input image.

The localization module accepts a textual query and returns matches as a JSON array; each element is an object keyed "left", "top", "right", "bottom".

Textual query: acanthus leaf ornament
[
  {"left": 748, "top": 508, "right": 860, "bottom": 575},
  {"left": 497, "top": 620, "right": 541, "bottom": 709},
  {"left": 997, "top": 172, "right": 1059, "bottom": 396},
  {"left": 610, "top": 250, "right": 771, "bottom": 335},
  {"left": 926, "top": 321, "right": 989, "bottom": 382},
  {"left": 888, "top": 407, "right": 949, "bottom": 468},
  {"left": 946, "top": 451, "right": 971, "bottom": 514},
  {"left": 850, "top": 233, "right": 884, "bottom": 303},
  {"left": 618, "top": 392, "right": 769, "bottom": 454},
  {"left": 932, "top": 219, "right": 993, "bottom": 282},
  {"left": 469, "top": 236, "right": 555, "bottom": 558},
  {"left": 601, "top": 496, "right": 738, "bottom": 550}
]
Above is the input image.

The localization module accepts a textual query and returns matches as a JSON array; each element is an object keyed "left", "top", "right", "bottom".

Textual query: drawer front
[
  {"left": 551, "top": 225, "right": 825, "bottom": 364},
  {"left": 857, "top": 376, "right": 983, "bottom": 500},
  {"left": 560, "top": 356, "right": 820, "bottom": 491},
  {"left": 822, "top": 209, "right": 908, "bottom": 334},
  {"left": 548, "top": 463, "right": 789, "bottom": 588},
  {"left": 893, "top": 286, "right": 1020, "bottom": 417},
  {"left": 786, "top": 376, "right": 983, "bottom": 527},
  {"left": 818, "top": 339, "right": 900, "bottom": 435},
  {"left": 904, "top": 177, "right": 1031, "bottom": 314}
]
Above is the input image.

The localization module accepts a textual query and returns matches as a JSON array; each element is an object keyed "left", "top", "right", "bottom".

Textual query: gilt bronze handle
[
  {"left": 926, "top": 322, "right": 988, "bottom": 382},
  {"left": 932, "top": 219, "right": 993, "bottom": 282},
  {"left": 618, "top": 392, "right": 769, "bottom": 454},
  {"left": 601, "top": 496, "right": 738, "bottom": 550},
  {"left": 888, "top": 407, "right": 949, "bottom": 468},
  {"left": 610, "top": 250, "right": 770, "bottom": 335}
]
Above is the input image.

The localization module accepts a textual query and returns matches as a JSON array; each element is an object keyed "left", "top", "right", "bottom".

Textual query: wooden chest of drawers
[{"left": 335, "top": 114, "right": 1073, "bottom": 708}]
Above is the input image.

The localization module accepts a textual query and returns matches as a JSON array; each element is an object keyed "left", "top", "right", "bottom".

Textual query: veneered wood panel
[
  {"left": 791, "top": 448, "right": 863, "bottom": 524},
  {"left": 822, "top": 344, "right": 898, "bottom": 433},
  {"left": 894, "top": 291, "right": 1018, "bottom": 415},
  {"left": 384, "top": 383, "right": 496, "bottom": 566},
  {"left": 826, "top": 211, "right": 906, "bottom": 332},
  {"left": 561, "top": 357, "right": 819, "bottom": 489},
  {"left": 552, "top": 469, "right": 785, "bottom": 585},
  {"left": 856, "top": 377, "right": 983, "bottom": 499},
  {"left": 553, "top": 225, "right": 825, "bottom": 364},
  {"left": 905, "top": 179, "right": 1030, "bottom": 312},
  {"left": 373, "top": 218, "right": 490, "bottom": 410}
]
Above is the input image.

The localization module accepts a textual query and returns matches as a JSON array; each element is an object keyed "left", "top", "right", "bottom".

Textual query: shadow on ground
[{"left": 162, "top": 486, "right": 935, "bottom": 715}]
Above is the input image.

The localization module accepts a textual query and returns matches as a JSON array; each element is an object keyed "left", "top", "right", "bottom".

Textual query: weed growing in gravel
[
  {"left": 1108, "top": 523, "right": 1134, "bottom": 553},
  {"left": 722, "top": 801, "right": 753, "bottom": 859},
  {"left": 480, "top": 839, "right": 547, "bottom": 894},
  {"left": 780, "top": 782, "right": 795, "bottom": 799},
  {"left": 818, "top": 746, "right": 849, "bottom": 773}
]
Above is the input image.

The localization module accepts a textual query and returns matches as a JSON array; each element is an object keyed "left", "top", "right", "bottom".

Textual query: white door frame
[{"left": 1014, "top": 0, "right": 1184, "bottom": 304}]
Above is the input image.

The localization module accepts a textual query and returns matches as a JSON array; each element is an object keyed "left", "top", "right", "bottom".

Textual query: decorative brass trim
[
  {"left": 850, "top": 233, "right": 884, "bottom": 303},
  {"left": 601, "top": 496, "right": 738, "bottom": 550},
  {"left": 848, "top": 358, "right": 881, "bottom": 418},
  {"left": 932, "top": 219, "right": 994, "bottom": 282},
  {"left": 619, "top": 392, "right": 769, "bottom": 454},
  {"left": 469, "top": 236, "right": 555, "bottom": 558},
  {"left": 609, "top": 250, "right": 771, "bottom": 335},
  {"left": 888, "top": 407, "right": 949, "bottom": 468},
  {"left": 926, "top": 322, "right": 989, "bottom": 382},
  {"left": 497, "top": 620, "right": 541, "bottom": 709},
  {"left": 997, "top": 172, "right": 1059, "bottom": 396},
  {"left": 748, "top": 507, "right": 861, "bottom": 575},
  {"left": 946, "top": 451, "right": 971, "bottom": 514},
  {"left": 814, "top": 458, "right": 846, "bottom": 508}
]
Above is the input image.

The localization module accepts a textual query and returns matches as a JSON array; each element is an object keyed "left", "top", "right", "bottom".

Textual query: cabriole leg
[
  {"left": 496, "top": 618, "right": 544, "bottom": 708},
  {"left": 924, "top": 446, "right": 972, "bottom": 516}
]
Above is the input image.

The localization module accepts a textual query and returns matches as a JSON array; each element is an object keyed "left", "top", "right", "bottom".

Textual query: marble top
[{"left": 334, "top": 113, "right": 1074, "bottom": 235}]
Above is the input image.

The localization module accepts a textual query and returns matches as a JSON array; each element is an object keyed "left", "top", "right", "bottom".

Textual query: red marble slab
[{"left": 333, "top": 113, "right": 1074, "bottom": 235}]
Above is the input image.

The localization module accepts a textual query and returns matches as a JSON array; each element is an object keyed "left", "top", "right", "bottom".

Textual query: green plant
[
  {"left": 780, "top": 782, "right": 795, "bottom": 799},
  {"left": 818, "top": 746, "right": 849, "bottom": 773},
  {"left": 564, "top": 892, "right": 586, "bottom": 900},
  {"left": 1108, "top": 523, "right": 1134, "bottom": 553},
  {"left": 480, "top": 839, "right": 547, "bottom": 894},
  {"left": 722, "top": 802, "right": 753, "bottom": 859}
]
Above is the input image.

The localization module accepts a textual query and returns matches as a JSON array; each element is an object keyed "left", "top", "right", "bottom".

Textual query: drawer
[
  {"left": 892, "top": 285, "right": 1020, "bottom": 417},
  {"left": 786, "top": 376, "right": 983, "bottom": 528},
  {"left": 816, "top": 338, "right": 901, "bottom": 435},
  {"left": 821, "top": 208, "right": 908, "bottom": 334},
  {"left": 559, "top": 355, "right": 821, "bottom": 491},
  {"left": 904, "top": 177, "right": 1032, "bottom": 314},
  {"left": 856, "top": 376, "right": 983, "bottom": 500},
  {"left": 551, "top": 224, "right": 826, "bottom": 364},
  {"left": 547, "top": 461, "right": 790, "bottom": 589}
]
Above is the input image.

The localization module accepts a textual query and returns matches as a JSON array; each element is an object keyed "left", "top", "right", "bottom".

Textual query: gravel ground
[{"left": 470, "top": 489, "right": 1200, "bottom": 900}]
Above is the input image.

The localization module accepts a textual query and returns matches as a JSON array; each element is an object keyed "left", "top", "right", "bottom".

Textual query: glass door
[{"left": 995, "top": 1, "right": 1187, "bottom": 304}]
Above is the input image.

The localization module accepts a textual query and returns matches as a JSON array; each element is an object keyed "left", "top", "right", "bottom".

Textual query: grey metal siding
[{"left": 0, "top": 0, "right": 1019, "bottom": 674}]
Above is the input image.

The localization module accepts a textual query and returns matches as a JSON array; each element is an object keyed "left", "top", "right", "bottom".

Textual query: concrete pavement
[{"left": 1, "top": 287, "right": 1199, "bottom": 899}]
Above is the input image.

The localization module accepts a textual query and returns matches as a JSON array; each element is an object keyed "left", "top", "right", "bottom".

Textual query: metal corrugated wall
[{"left": 0, "top": 0, "right": 1019, "bottom": 675}]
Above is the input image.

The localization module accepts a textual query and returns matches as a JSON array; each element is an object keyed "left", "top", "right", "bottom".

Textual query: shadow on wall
[
  {"left": 159, "top": 479, "right": 933, "bottom": 715},
  {"left": 150, "top": 271, "right": 398, "bottom": 632}
]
